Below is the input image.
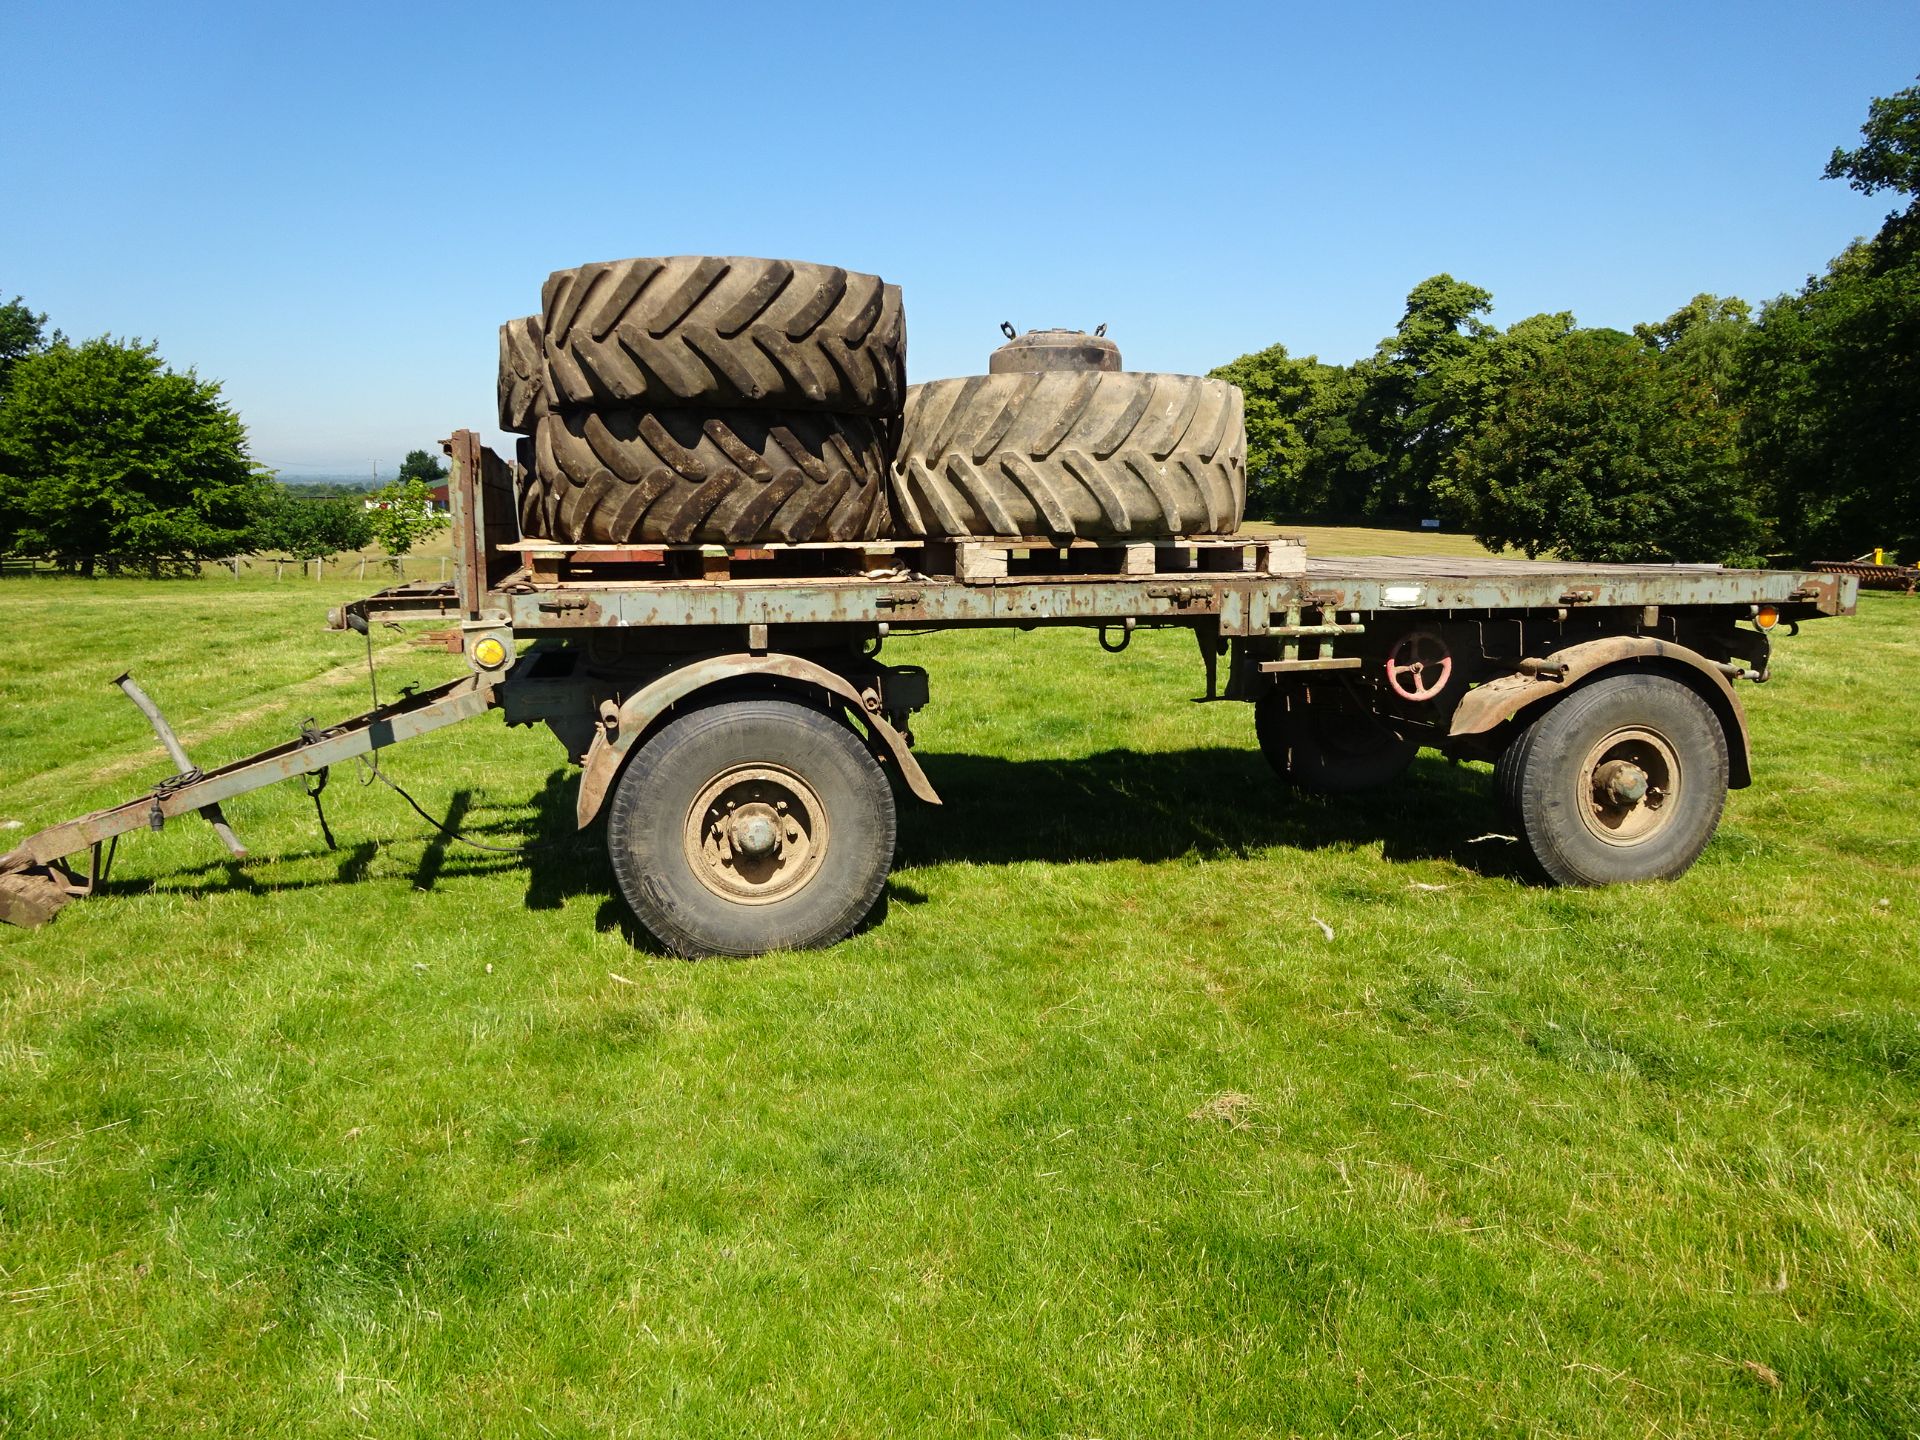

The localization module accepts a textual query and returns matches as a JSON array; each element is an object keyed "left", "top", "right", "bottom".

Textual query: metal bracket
[{"left": 115, "top": 674, "right": 246, "bottom": 857}]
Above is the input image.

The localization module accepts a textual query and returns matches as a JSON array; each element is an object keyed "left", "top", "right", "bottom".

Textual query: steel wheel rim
[
  {"left": 684, "top": 763, "right": 829, "bottom": 905},
  {"left": 1577, "top": 725, "right": 1681, "bottom": 846}
]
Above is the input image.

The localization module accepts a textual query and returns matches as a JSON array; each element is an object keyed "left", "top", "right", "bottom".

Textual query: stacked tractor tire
[
  {"left": 499, "top": 255, "right": 1247, "bottom": 547},
  {"left": 500, "top": 256, "right": 905, "bottom": 545}
]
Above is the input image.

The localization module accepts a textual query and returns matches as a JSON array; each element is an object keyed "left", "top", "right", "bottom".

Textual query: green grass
[{"left": 1, "top": 533, "right": 1916, "bottom": 1436}]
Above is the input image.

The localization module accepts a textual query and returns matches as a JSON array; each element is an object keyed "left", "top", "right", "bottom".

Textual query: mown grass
[{"left": 0, "top": 537, "right": 1915, "bottom": 1437}]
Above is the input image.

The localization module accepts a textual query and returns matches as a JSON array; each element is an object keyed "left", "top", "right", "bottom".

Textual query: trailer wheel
[
  {"left": 605, "top": 698, "right": 896, "bottom": 957},
  {"left": 1501, "top": 673, "right": 1727, "bottom": 886},
  {"left": 1254, "top": 688, "right": 1419, "bottom": 793}
]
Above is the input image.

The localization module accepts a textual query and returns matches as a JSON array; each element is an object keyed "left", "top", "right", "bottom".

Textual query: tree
[
  {"left": 251, "top": 487, "right": 373, "bottom": 559},
  {"left": 1738, "top": 80, "right": 1920, "bottom": 560},
  {"left": 1212, "top": 284, "right": 1574, "bottom": 523},
  {"left": 1439, "top": 329, "right": 1767, "bottom": 565},
  {"left": 0, "top": 294, "right": 60, "bottom": 396},
  {"left": 1825, "top": 75, "right": 1920, "bottom": 260},
  {"left": 0, "top": 337, "right": 269, "bottom": 575},
  {"left": 397, "top": 447, "right": 448, "bottom": 485},
  {"left": 1356, "top": 274, "right": 1499, "bottom": 517},
  {"left": 1741, "top": 245, "right": 1919, "bottom": 559},
  {"left": 1633, "top": 293, "right": 1751, "bottom": 395},
  {"left": 366, "top": 476, "right": 449, "bottom": 557},
  {"left": 1209, "top": 344, "right": 1374, "bottom": 516}
]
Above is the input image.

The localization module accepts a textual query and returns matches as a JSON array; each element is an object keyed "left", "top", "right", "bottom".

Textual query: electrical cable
[{"left": 302, "top": 620, "right": 579, "bottom": 857}]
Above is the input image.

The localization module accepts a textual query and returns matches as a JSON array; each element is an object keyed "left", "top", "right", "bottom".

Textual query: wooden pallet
[{"left": 503, "top": 535, "right": 1305, "bottom": 585}]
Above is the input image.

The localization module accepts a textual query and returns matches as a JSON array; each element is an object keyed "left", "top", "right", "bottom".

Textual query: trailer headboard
[{"left": 444, "top": 430, "right": 521, "bottom": 617}]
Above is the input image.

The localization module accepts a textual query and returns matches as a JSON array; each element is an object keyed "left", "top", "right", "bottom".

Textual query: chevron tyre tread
[
  {"left": 498, "top": 316, "right": 549, "bottom": 434},
  {"left": 541, "top": 256, "right": 906, "bottom": 416},
  {"left": 890, "top": 371, "right": 1247, "bottom": 539},
  {"left": 522, "top": 408, "right": 891, "bottom": 546}
]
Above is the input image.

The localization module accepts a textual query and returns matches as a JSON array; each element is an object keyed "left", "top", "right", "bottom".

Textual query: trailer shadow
[
  {"left": 107, "top": 748, "right": 1526, "bottom": 932},
  {"left": 894, "top": 747, "right": 1528, "bottom": 880}
]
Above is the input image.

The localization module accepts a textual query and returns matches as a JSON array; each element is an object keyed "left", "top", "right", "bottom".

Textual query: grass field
[{"left": 1, "top": 531, "right": 1916, "bottom": 1437}]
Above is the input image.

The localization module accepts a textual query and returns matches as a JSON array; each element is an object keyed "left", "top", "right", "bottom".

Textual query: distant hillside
[{"left": 273, "top": 474, "right": 383, "bottom": 496}]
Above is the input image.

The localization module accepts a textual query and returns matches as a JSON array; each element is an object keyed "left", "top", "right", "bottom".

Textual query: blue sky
[{"left": 5, "top": 1, "right": 1916, "bottom": 474}]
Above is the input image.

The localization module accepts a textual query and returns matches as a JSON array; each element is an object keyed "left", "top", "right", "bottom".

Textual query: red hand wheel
[{"left": 1385, "top": 629, "right": 1453, "bottom": 702}]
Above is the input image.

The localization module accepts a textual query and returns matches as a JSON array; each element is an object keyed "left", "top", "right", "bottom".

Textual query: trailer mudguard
[
  {"left": 1447, "top": 636, "right": 1753, "bottom": 787},
  {"left": 575, "top": 652, "right": 940, "bottom": 829}
]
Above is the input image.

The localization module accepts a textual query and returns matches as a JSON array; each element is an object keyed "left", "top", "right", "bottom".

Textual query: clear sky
[{"left": 5, "top": 1, "right": 1916, "bottom": 474}]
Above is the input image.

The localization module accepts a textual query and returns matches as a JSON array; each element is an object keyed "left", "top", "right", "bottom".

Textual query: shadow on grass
[
  {"left": 899, "top": 748, "right": 1525, "bottom": 879},
  {"left": 95, "top": 748, "right": 1527, "bottom": 929}
]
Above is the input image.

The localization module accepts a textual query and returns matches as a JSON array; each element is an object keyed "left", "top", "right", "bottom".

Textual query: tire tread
[
  {"left": 541, "top": 256, "right": 906, "bottom": 415},
  {"left": 891, "top": 372, "right": 1246, "bottom": 539}
]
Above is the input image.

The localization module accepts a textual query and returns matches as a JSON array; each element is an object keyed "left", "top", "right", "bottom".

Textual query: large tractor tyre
[
  {"left": 540, "top": 256, "right": 906, "bottom": 416},
  {"left": 498, "top": 316, "right": 550, "bottom": 435},
  {"left": 513, "top": 435, "right": 537, "bottom": 536},
  {"left": 522, "top": 408, "right": 891, "bottom": 546},
  {"left": 1254, "top": 687, "right": 1420, "bottom": 794},
  {"left": 606, "top": 698, "right": 897, "bottom": 958},
  {"left": 889, "top": 371, "right": 1246, "bottom": 540},
  {"left": 1500, "top": 673, "right": 1728, "bottom": 886}
]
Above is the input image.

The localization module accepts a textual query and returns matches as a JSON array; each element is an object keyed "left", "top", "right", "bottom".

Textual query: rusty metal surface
[
  {"left": 1446, "top": 635, "right": 1753, "bottom": 787},
  {"left": 1, "top": 674, "right": 495, "bottom": 881},
  {"left": 492, "top": 561, "right": 1853, "bottom": 636},
  {"left": 113, "top": 672, "right": 247, "bottom": 858},
  {"left": 330, "top": 581, "right": 461, "bottom": 630},
  {"left": 574, "top": 653, "right": 941, "bottom": 829},
  {"left": 448, "top": 430, "right": 486, "bottom": 620},
  {"left": 0, "top": 867, "right": 73, "bottom": 928},
  {"left": 1811, "top": 560, "right": 1918, "bottom": 594},
  {"left": 988, "top": 323, "right": 1123, "bottom": 373}
]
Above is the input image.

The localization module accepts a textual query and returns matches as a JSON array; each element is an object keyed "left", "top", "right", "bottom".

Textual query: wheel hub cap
[
  {"left": 685, "top": 765, "right": 829, "bottom": 905},
  {"left": 729, "top": 806, "right": 781, "bottom": 859},
  {"left": 1577, "top": 727, "right": 1681, "bottom": 847},
  {"left": 1594, "top": 759, "right": 1649, "bottom": 807}
]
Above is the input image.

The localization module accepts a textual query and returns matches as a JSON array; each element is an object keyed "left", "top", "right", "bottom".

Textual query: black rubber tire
[
  {"left": 514, "top": 435, "right": 544, "bottom": 539},
  {"left": 606, "top": 699, "right": 897, "bottom": 958},
  {"left": 1505, "top": 673, "right": 1728, "bottom": 886},
  {"left": 1254, "top": 687, "right": 1419, "bottom": 794},
  {"left": 497, "top": 316, "right": 549, "bottom": 435},
  {"left": 522, "top": 407, "right": 892, "bottom": 545},
  {"left": 541, "top": 256, "right": 906, "bottom": 416},
  {"left": 890, "top": 371, "right": 1246, "bottom": 540}
]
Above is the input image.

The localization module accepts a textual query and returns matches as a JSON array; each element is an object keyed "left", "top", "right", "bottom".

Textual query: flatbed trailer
[{"left": 0, "top": 431, "right": 1857, "bottom": 954}]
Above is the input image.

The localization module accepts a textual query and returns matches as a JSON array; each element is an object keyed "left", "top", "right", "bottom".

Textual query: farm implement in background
[{"left": 1811, "top": 551, "right": 1919, "bottom": 595}]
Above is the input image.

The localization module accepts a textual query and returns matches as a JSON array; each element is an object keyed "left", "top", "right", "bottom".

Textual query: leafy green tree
[
  {"left": 397, "top": 447, "right": 448, "bottom": 485},
  {"left": 0, "top": 295, "right": 59, "bottom": 395},
  {"left": 1356, "top": 274, "right": 1498, "bottom": 517},
  {"left": 1634, "top": 294, "right": 1752, "bottom": 396},
  {"left": 1213, "top": 286, "right": 1574, "bottom": 523},
  {"left": 1826, "top": 75, "right": 1920, "bottom": 259},
  {"left": 1209, "top": 344, "right": 1374, "bottom": 516},
  {"left": 1741, "top": 246, "right": 1919, "bottom": 559},
  {"left": 0, "top": 337, "right": 269, "bottom": 574},
  {"left": 1739, "top": 80, "right": 1920, "bottom": 560},
  {"left": 366, "top": 476, "right": 449, "bottom": 557},
  {"left": 1439, "top": 329, "right": 1767, "bottom": 564},
  {"left": 252, "top": 487, "right": 374, "bottom": 559}
]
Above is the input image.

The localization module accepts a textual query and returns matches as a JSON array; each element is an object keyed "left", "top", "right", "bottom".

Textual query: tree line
[
  {"left": 1213, "top": 78, "right": 1919, "bottom": 565},
  {"left": 0, "top": 312, "right": 449, "bottom": 575},
  {"left": 5, "top": 82, "right": 1912, "bottom": 575}
]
